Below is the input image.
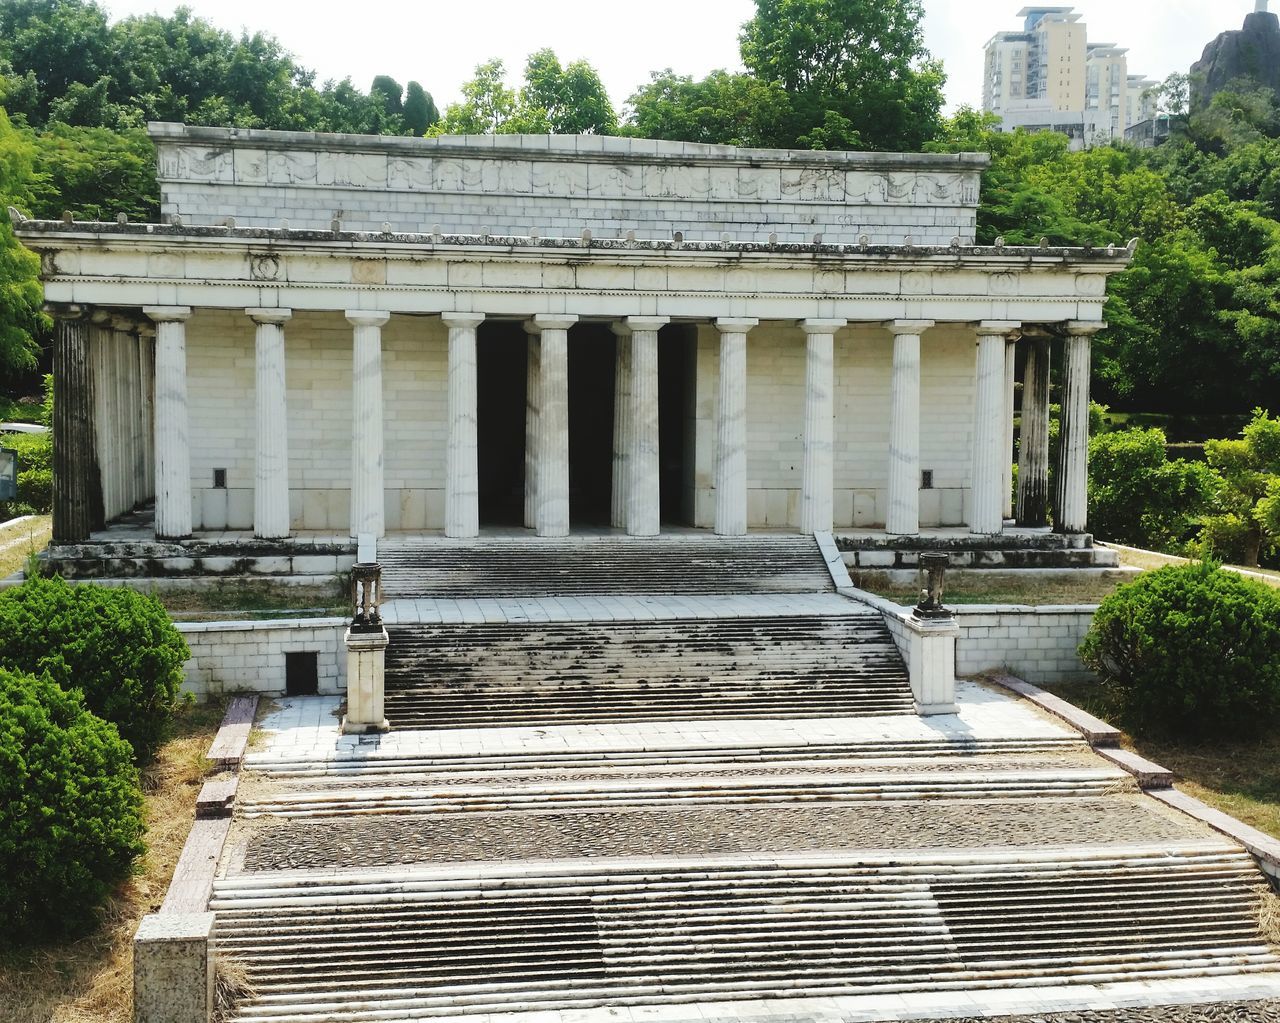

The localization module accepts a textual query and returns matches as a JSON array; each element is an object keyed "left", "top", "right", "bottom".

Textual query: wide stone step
[
  {"left": 379, "top": 536, "right": 835, "bottom": 598},
  {"left": 213, "top": 849, "right": 1278, "bottom": 1022}
]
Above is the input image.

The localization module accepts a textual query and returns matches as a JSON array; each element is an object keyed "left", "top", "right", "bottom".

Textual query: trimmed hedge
[
  {"left": 0, "top": 667, "right": 145, "bottom": 941},
  {"left": 0, "top": 576, "right": 189, "bottom": 762},
  {"left": 1079, "top": 562, "right": 1280, "bottom": 739}
]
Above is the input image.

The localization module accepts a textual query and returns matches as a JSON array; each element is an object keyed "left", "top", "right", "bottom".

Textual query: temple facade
[{"left": 13, "top": 123, "right": 1131, "bottom": 546}]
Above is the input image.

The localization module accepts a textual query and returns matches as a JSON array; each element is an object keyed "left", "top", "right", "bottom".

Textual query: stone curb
[
  {"left": 1148, "top": 788, "right": 1280, "bottom": 885},
  {"left": 206, "top": 694, "right": 259, "bottom": 770},
  {"left": 986, "top": 674, "right": 1122, "bottom": 748}
]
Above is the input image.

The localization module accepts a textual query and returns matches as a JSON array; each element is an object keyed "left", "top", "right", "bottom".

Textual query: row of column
[{"left": 86, "top": 308, "right": 1099, "bottom": 542}]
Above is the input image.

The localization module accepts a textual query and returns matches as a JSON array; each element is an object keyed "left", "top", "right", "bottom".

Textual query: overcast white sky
[{"left": 93, "top": 0, "right": 1241, "bottom": 115}]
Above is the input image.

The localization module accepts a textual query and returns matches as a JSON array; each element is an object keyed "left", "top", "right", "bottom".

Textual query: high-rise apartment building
[{"left": 983, "top": 7, "right": 1153, "bottom": 148}]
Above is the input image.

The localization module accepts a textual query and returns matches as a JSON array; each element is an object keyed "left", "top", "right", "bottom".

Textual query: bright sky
[{"left": 93, "top": 0, "right": 1238, "bottom": 115}]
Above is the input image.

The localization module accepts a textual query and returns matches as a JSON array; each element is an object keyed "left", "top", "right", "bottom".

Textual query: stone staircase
[
  {"left": 378, "top": 535, "right": 835, "bottom": 598},
  {"left": 382, "top": 613, "right": 913, "bottom": 729},
  {"left": 212, "top": 848, "right": 1279, "bottom": 1023}
]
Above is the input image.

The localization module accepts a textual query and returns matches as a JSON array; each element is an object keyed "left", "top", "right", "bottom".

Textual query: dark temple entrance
[
  {"left": 568, "top": 326, "right": 617, "bottom": 527},
  {"left": 477, "top": 322, "right": 527, "bottom": 526}
]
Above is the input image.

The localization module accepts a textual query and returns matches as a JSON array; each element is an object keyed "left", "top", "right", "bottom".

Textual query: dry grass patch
[
  {"left": 851, "top": 570, "right": 1126, "bottom": 607},
  {"left": 0, "top": 699, "right": 225, "bottom": 1023},
  {"left": 156, "top": 581, "right": 345, "bottom": 620},
  {"left": 0, "top": 515, "right": 51, "bottom": 581}
]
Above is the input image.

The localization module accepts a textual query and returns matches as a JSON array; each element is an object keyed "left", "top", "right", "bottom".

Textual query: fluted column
[
  {"left": 145, "top": 306, "right": 193, "bottom": 540},
  {"left": 532, "top": 316, "right": 577, "bottom": 537},
  {"left": 714, "top": 318, "right": 756, "bottom": 536},
  {"left": 609, "top": 324, "right": 633, "bottom": 529},
  {"left": 626, "top": 316, "right": 668, "bottom": 537},
  {"left": 48, "top": 305, "right": 101, "bottom": 543},
  {"left": 346, "top": 311, "right": 390, "bottom": 539},
  {"left": 524, "top": 330, "right": 540, "bottom": 529},
  {"left": 1055, "top": 321, "right": 1104, "bottom": 535},
  {"left": 248, "top": 308, "right": 292, "bottom": 539},
  {"left": 885, "top": 320, "right": 933, "bottom": 536},
  {"left": 1017, "top": 331, "right": 1052, "bottom": 527},
  {"left": 1003, "top": 337, "right": 1017, "bottom": 522},
  {"left": 443, "top": 313, "right": 484, "bottom": 538},
  {"left": 971, "top": 323, "right": 1019, "bottom": 536},
  {"left": 800, "top": 319, "right": 845, "bottom": 534}
]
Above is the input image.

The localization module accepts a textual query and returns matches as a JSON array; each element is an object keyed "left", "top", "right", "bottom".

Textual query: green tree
[
  {"left": 521, "top": 50, "right": 617, "bottom": 135},
  {"left": 738, "top": 0, "right": 946, "bottom": 151},
  {"left": 625, "top": 69, "right": 791, "bottom": 147},
  {"left": 26, "top": 124, "right": 159, "bottom": 222},
  {"left": 370, "top": 75, "right": 403, "bottom": 116},
  {"left": 0, "top": 0, "right": 113, "bottom": 126},
  {"left": 402, "top": 81, "right": 438, "bottom": 136},
  {"left": 0, "top": 103, "right": 44, "bottom": 375},
  {"left": 1202, "top": 409, "right": 1280, "bottom": 567},
  {"left": 437, "top": 60, "right": 518, "bottom": 134}
]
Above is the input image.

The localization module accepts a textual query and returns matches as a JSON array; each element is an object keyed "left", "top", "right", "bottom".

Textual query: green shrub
[
  {"left": 0, "top": 576, "right": 190, "bottom": 761},
  {"left": 1079, "top": 561, "right": 1280, "bottom": 739},
  {"left": 17, "top": 466, "right": 51, "bottom": 512},
  {"left": 0, "top": 666, "right": 145, "bottom": 941}
]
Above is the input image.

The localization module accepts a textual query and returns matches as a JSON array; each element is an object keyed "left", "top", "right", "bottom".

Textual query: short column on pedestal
[
  {"left": 532, "top": 316, "right": 578, "bottom": 537},
  {"left": 1017, "top": 330, "right": 1053, "bottom": 527},
  {"left": 626, "top": 316, "right": 668, "bottom": 537},
  {"left": 346, "top": 311, "right": 390, "bottom": 539},
  {"left": 714, "top": 318, "right": 757, "bottom": 537},
  {"left": 247, "top": 308, "right": 292, "bottom": 539},
  {"left": 442, "top": 313, "right": 484, "bottom": 539},
  {"left": 800, "top": 319, "right": 845, "bottom": 534},
  {"left": 885, "top": 320, "right": 933, "bottom": 537},
  {"left": 144, "top": 306, "right": 194, "bottom": 540},
  {"left": 1055, "top": 321, "right": 1104, "bottom": 535},
  {"left": 970, "top": 322, "right": 1019, "bottom": 536}
]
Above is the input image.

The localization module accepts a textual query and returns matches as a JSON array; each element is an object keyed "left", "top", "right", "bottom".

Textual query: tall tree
[
  {"left": 521, "top": 50, "right": 617, "bottom": 135},
  {"left": 625, "top": 70, "right": 790, "bottom": 147},
  {"left": 403, "top": 81, "right": 438, "bottom": 136},
  {"left": 370, "top": 75, "right": 403, "bottom": 116},
  {"left": 0, "top": 104, "right": 46, "bottom": 374}
]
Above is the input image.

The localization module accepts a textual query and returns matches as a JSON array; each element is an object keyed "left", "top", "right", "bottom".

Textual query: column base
[{"left": 340, "top": 716, "right": 391, "bottom": 735}]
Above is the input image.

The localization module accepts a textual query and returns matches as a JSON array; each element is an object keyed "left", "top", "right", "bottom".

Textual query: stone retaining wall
[
  {"left": 953, "top": 605, "right": 1098, "bottom": 683},
  {"left": 178, "top": 618, "right": 346, "bottom": 699}
]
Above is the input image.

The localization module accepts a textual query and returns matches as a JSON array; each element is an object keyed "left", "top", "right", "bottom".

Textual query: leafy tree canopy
[
  {"left": 0, "top": 103, "right": 45, "bottom": 374},
  {"left": 436, "top": 53, "right": 617, "bottom": 136}
]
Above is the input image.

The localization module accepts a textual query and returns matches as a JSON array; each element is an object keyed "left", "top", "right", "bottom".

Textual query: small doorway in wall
[
  {"left": 285, "top": 652, "right": 319, "bottom": 697},
  {"left": 476, "top": 322, "right": 529, "bottom": 526},
  {"left": 568, "top": 325, "right": 617, "bottom": 527}
]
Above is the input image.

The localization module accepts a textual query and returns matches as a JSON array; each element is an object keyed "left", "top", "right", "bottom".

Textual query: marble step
[
  {"left": 213, "top": 849, "right": 1277, "bottom": 1022},
  {"left": 378, "top": 536, "right": 834, "bottom": 598}
]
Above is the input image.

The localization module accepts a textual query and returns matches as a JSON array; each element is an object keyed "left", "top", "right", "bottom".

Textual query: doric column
[
  {"left": 714, "top": 318, "right": 757, "bottom": 536},
  {"left": 524, "top": 329, "right": 540, "bottom": 529},
  {"left": 248, "top": 308, "right": 292, "bottom": 539},
  {"left": 1055, "top": 321, "right": 1104, "bottom": 535},
  {"left": 885, "top": 320, "right": 933, "bottom": 536},
  {"left": 971, "top": 323, "right": 1019, "bottom": 536},
  {"left": 48, "top": 305, "right": 101, "bottom": 543},
  {"left": 346, "top": 311, "right": 390, "bottom": 539},
  {"left": 144, "top": 306, "right": 193, "bottom": 540},
  {"left": 800, "top": 319, "right": 845, "bottom": 534},
  {"left": 532, "top": 316, "right": 577, "bottom": 537},
  {"left": 1017, "top": 330, "right": 1053, "bottom": 527},
  {"left": 626, "top": 316, "right": 668, "bottom": 537},
  {"left": 609, "top": 324, "right": 633, "bottom": 529},
  {"left": 1003, "top": 337, "right": 1018, "bottom": 522},
  {"left": 442, "top": 313, "right": 484, "bottom": 539}
]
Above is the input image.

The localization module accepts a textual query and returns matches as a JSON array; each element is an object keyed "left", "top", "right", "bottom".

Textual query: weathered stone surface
[
  {"left": 133, "top": 912, "right": 214, "bottom": 1023},
  {"left": 1192, "top": 10, "right": 1280, "bottom": 112}
]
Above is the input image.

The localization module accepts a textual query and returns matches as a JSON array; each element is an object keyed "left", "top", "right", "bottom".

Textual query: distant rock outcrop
[{"left": 1191, "top": 9, "right": 1280, "bottom": 111}]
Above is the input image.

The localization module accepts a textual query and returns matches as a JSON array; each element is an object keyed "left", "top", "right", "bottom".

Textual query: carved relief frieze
[
  {"left": 157, "top": 146, "right": 232, "bottom": 182},
  {"left": 267, "top": 149, "right": 318, "bottom": 185},
  {"left": 317, "top": 152, "right": 386, "bottom": 188},
  {"left": 250, "top": 254, "right": 282, "bottom": 282},
  {"left": 387, "top": 157, "right": 433, "bottom": 190}
]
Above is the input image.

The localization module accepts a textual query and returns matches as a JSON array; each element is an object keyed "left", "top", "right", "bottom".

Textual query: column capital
[
  {"left": 800, "top": 318, "right": 847, "bottom": 334},
  {"left": 715, "top": 317, "right": 758, "bottom": 333},
  {"left": 246, "top": 307, "right": 293, "bottom": 325},
  {"left": 624, "top": 316, "right": 670, "bottom": 333},
  {"left": 345, "top": 310, "right": 390, "bottom": 328},
  {"left": 976, "top": 320, "right": 1021, "bottom": 337},
  {"left": 441, "top": 312, "right": 485, "bottom": 329},
  {"left": 884, "top": 319, "right": 934, "bottom": 336},
  {"left": 531, "top": 315, "right": 579, "bottom": 331},
  {"left": 143, "top": 306, "right": 192, "bottom": 323},
  {"left": 1065, "top": 320, "right": 1107, "bottom": 337},
  {"left": 43, "top": 302, "right": 86, "bottom": 322}
]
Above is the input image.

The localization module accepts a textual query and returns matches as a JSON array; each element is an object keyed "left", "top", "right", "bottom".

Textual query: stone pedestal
[
  {"left": 248, "top": 308, "right": 292, "bottom": 539},
  {"left": 533, "top": 316, "right": 577, "bottom": 537},
  {"left": 346, "top": 311, "right": 389, "bottom": 539},
  {"left": 627, "top": 317, "right": 667, "bottom": 537},
  {"left": 1017, "top": 333, "right": 1052, "bottom": 527},
  {"left": 145, "top": 306, "right": 194, "bottom": 540},
  {"left": 800, "top": 319, "right": 845, "bottom": 534},
  {"left": 714, "top": 318, "right": 756, "bottom": 536},
  {"left": 133, "top": 912, "right": 215, "bottom": 1023},
  {"left": 903, "top": 613, "right": 959, "bottom": 716},
  {"left": 341, "top": 626, "right": 390, "bottom": 734},
  {"left": 970, "top": 324, "right": 1018, "bottom": 536},
  {"left": 885, "top": 320, "right": 933, "bottom": 536},
  {"left": 443, "top": 313, "right": 484, "bottom": 539},
  {"left": 1055, "top": 322, "right": 1103, "bottom": 535}
]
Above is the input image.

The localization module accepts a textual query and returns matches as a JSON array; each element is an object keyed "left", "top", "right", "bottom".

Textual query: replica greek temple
[{"left": 13, "top": 123, "right": 1130, "bottom": 547}]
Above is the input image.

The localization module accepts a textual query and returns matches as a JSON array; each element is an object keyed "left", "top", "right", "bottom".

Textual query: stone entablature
[{"left": 148, "top": 123, "right": 987, "bottom": 246}]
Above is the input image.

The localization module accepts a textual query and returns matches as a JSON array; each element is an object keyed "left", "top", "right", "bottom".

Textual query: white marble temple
[
  {"left": 970, "top": 324, "right": 1017, "bottom": 536},
  {"left": 442, "top": 313, "right": 483, "bottom": 539},
  {"left": 533, "top": 316, "right": 577, "bottom": 537},
  {"left": 627, "top": 317, "right": 667, "bottom": 537},
  {"left": 800, "top": 319, "right": 844, "bottom": 534},
  {"left": 346, "top": 311, "right": 389, "bottom": 539},
  {"left": 145, "top": 306, "right": 193, "bottom": 539},
  {"left": 714, "top": 318, "right": 756, "bottom": 536},
  {"left": 248, "top": 308, "right": 291, "bottom": 539},
  {"left": 885, "top": 320, "right": 932, "bottom": 537}
]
